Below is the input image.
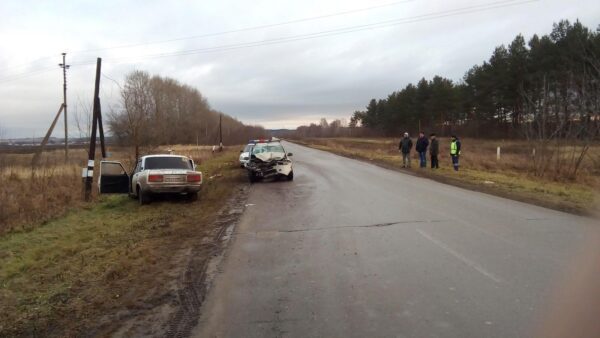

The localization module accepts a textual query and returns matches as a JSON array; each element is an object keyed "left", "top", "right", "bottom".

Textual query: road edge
[{"left": 288, "top": 140, "right": 598, "bottom": 218}]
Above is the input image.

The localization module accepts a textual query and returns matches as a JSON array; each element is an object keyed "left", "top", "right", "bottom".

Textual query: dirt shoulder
[
  {"left": 0, "top": 150, "right": 248, "bottom": 337},
  {"left": 291, "top": 138, "right": 599, "bottom": 217}
]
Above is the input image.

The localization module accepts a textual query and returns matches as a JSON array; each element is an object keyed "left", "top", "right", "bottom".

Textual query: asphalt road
[{"left": 193, "top": 142, "right": 599, "bottom": 338}]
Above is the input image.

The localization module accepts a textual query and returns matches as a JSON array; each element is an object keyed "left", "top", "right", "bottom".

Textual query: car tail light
[
  {"left": 187, "top": 173, "right": 202, "bottom": 183},
  {"left": 148, "top": 174, "right": 164, "bottom": 182}
]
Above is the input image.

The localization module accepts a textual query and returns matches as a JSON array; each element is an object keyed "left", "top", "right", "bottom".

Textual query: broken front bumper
[{"left": 247, "top": 160, "right": 292, "bottom": 178}]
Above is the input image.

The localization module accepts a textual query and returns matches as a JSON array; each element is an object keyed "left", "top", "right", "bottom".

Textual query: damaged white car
[{"left": 246, "top": 138, "right": 293, "bottom": 182}]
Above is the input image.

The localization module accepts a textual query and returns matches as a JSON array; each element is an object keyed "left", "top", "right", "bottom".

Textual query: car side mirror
[
  {"left": 251, "top": 154, "right": 257, "bottom": 159},
  {"left": 287, "top": 153, "right": 293, "bottom": 157}
]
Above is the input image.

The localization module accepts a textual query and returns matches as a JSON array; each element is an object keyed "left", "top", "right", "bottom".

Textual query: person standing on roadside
[
  {"left": 430, "top": 133, "right": 439, "bottom": 169},
  {"left": 415, "top": 132, "right": 429, "bottom": 168},
  {"left": 398, "top": 132, "right": 413, "bottom": 168},
  {"left": 450, "top": 135, "right": 461, "bottom": 171}
]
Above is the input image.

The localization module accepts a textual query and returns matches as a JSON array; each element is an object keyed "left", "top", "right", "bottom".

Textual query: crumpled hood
[{"left": 255, "top": 152, "right": 286, "bottom": 162}]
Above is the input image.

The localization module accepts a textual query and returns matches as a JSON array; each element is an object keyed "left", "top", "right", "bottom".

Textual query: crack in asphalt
[{"left": 237, "top": 219, "right": 450, "bottom": 235}]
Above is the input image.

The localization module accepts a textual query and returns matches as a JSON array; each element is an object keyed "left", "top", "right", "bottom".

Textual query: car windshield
[
  {"left": 252, "top": 143, "right": 285, "bottom": 154},
  {"left": 145, "top": 157, "right": 192, "bottom": 170},
  {"left": 243, "top": 144, "right": 254, "bottom": 152}
]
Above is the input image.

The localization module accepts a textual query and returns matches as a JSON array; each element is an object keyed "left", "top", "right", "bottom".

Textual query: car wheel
[
  {"left": 287, "top": 171, "right": 294, "bottom": 181},
  {"left": 138, "top": 187, "right": 151, "bottom": 205}
]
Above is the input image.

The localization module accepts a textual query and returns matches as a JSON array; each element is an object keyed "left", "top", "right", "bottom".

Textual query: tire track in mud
[{"left": 164, "top": 186, "right": 248, "bottom": 338}]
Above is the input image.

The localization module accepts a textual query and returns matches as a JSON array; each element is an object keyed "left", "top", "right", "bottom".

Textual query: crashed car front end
[{"left": 247, "top": 157, "right": 292, "bottom": 179}]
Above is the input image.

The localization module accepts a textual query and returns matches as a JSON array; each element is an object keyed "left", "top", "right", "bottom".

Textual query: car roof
[
  {"left": 141, "top": 154, "right": 189, "bottom": 159},
  {"left": 250, "top": 137, "right": 281, "bottom": 144},
  {"left": 254, "top": 142, "right": 281, "bottom": 145}
]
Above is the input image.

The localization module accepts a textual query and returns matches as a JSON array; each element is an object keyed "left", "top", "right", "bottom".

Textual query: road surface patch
[{"left": 416, "top": 229, "right": 503, "bottom": 284}]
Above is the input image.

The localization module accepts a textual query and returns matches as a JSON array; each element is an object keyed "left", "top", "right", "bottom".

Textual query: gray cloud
[{"left": 1, "top": 0, "right": 599, "bottom": 137}]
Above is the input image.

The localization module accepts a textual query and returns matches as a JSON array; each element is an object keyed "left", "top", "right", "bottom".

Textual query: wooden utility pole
[
  {"left": 31, "top": 104, "right": 64, "bottom": 166},
  {"left": 59, "top": 53, "right": 70, "bottom": 163},
  {"left": 31, "top": 53, "right": 70, "bottom": 167},
  {"left": 219, "top": 113, "right": 223, "bottom": 151},
  {"left": 84, "top": 58, "right": 105, "bottom": 201}
]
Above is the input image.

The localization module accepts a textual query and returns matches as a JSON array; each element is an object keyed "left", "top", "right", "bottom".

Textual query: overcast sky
[{"left": 0, "top": 0, "right": 598, "bottom": 138}]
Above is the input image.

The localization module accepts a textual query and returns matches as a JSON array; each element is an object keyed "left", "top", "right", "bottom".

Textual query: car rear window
[
  {"left": 145, "top": 157, "right": 192, "bottom": 170},
  {"left": 244, "top": 144, "right": 254, "bottom": 152}
]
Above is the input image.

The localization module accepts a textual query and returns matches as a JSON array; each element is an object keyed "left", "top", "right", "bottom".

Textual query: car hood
[{"left": 254, "top": 152, "right": 286, "bottom": 162}]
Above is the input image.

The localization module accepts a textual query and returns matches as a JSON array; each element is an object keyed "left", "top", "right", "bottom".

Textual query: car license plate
[{"left": 165, "top": 176, "right": 184, "bottom": 183}]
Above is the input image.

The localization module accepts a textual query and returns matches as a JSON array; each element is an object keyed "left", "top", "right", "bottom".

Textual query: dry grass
[
  {"left": 0, "top": 145, "right": 232, "bottom": 234},
  {"left": 0, "top": 148, "right": 245, "bottom": 336},
  {"left": 294, "top": 137, "right": 600, "bottom": 215},
  {"left": 0, "top": 150, "right": 88, "bottom": 233}
]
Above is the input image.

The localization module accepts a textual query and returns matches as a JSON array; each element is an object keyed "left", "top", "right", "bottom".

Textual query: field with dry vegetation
[
  {"left": 0, "top": 145, "right": 220, "bottom": 234},
  {"left": 293, "top": 137, "right": 600, "bottom": 215},
  {"left": 0, "top": 146, "right": 245, "bottom": 336}
]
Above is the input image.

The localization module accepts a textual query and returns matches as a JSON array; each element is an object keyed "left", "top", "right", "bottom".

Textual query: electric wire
[
  {"left": 0, "top": 0, "right": 537, "bottom": 84},
  {"left": 0, "top": 0, "right": 416, "bottom": 73}
]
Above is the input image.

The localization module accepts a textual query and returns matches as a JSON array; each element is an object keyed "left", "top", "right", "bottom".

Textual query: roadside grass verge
[
  {"left": 293, "top": 138, "right": 599, "bottom": 215},
  {"left": 0, "top": 149, "right": 245, "bottom": 337},
  {"left": 0, "top": 145, "right": 223, "bottom": 234}
]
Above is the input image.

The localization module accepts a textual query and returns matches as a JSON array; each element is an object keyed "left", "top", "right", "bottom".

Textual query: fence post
[{"left": 497, "top": 146, "right": 501, "bottom": 161}]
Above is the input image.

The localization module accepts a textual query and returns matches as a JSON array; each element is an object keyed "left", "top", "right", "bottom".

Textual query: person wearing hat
[
  {"left": 398, "top": 132, "right": 413, "bottom": 168},
  {"left": 450, "top": 135, "right": 461, "bottom": 171},
  {"left": 429, "top": 133, "right": 439, "bottom": 169}
]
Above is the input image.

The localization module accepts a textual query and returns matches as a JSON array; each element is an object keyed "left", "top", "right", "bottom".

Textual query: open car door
[{"left": 99, "top": 161, "right": 130, "bottom": 194}]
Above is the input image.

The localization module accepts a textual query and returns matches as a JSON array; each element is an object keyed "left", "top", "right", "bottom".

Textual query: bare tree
[
  {"left": 107, "top": 69, "right": 267, "bottom": 153},
  {"left": 73, "top": 95, "right": 93, "bottom": 146},
  {"left": 109, "top": 70, "right": 155, "bottom": 159}
]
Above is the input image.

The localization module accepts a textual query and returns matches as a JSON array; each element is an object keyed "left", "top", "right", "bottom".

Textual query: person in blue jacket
[{"left": 415, "top": 132, "right": 429, "bottom": 168}]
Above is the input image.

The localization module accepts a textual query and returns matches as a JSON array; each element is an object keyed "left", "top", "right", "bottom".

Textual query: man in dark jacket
[
  {"left": 429, "top": 133, "right": 439, "bottom": 169},
  {"left": 398, "top": 132, "right": 413, "bottom": 168},
  {"left": 415, "top": 132, "right": 429, "bottom": 168}
]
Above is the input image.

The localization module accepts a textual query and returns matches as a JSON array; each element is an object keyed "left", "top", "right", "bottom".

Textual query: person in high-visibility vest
[{"left": 450, "top": 135, "right": 461, "bottom": 171}]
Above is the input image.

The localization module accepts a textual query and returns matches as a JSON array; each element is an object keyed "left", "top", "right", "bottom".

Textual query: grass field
[
  {"left": 0, "top": 145, "right": 219, "bottom": 234},
  {"left": 293, "top": 137, "right": 600, "bottom": 215},
  {"left": 0, "top": 147, "right": 245, "bottom": 336}
]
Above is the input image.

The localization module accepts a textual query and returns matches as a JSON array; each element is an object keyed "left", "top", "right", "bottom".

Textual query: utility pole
[
  {"left": 219, "top": 113, "right": 223, "bottom": 151},
  {"left": 84, "top": 58, "right": 104, "bottom": 201},
  {"left": 59, "top": 53, "right": 70, "bottom": 163}
]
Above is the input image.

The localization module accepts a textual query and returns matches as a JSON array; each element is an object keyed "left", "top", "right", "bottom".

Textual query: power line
[
  {"left": 0, "top": 67, "right": 56, "bottom": 84},
  {"left": 84, "top": 0, "right": 538, "bottom": 64},
  {"left": 0, "top": 0, "right": 537, "bottom": 84},
  {"left": 0, "top": 0, "right": 415, "bottom": 74},
  {"left": 69, "top": 0, "right": 416, "bottom": 54},
  {"left": 101, "top": 72, "right": 123, "bottom": 90},
  {"left": 0, "top": 60, "right": 96, "bottom": 84}
]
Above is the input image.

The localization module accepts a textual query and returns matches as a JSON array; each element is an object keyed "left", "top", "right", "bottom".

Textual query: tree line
[
  {"left": 108, "top": 70, "right": 265, "bottom": 156},
  {"left": 295, "top": 20, "right": 600, "bottom": 140},
  {"left": 290, "top": 20, "right": 600, "bottom": 179}
]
